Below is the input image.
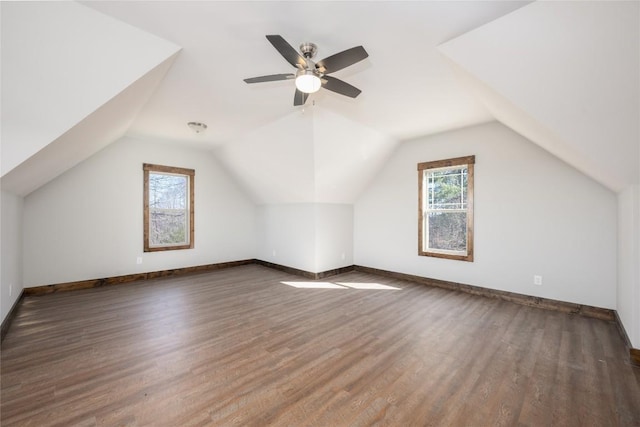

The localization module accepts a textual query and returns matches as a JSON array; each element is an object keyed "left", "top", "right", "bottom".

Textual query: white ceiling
[
  {"left": 2, "top": 1, "right": 638, "bottom": 202},
  {"left": 79, "top": 1, "right": 526, "bottom": 145},
  {"left": 1, "top": 1, "right": 180, "bottom": 194},
  {"left": 439, "top": 0, "right": 639, "bottom": 192}
]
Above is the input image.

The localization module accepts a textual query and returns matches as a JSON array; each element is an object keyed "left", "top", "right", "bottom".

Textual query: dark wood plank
[
  {"left": 355, "top": 264, "right": 616, "bottom": 321},
  {"left": 23, "top": 259, "right": 253, "bottom": 295},
  {"left": 2, "top": 265, "right": 638, "bottom": 426},
  {"left": 417, "top": 155, "right": 476, "bottom": 171},
  {"left": 0, "top": 289, "right": 24, "bottom": 342}
]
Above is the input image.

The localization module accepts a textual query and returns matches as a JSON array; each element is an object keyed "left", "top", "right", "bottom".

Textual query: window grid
[{"left": 426, "top": 168, "right": 467, "bottom": 211}]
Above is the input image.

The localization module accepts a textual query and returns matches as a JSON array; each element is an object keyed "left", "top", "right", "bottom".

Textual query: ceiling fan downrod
[{"left": 299, "top": 42, "right": 318, "bottom": 60}]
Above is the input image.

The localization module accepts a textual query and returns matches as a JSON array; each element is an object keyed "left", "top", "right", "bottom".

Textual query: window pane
[
  {"left": 428, "top": 211, "right": 467, "bottom": 251},
  {"left": 150, "top": 209, "right": 187, "bottom": 245},
  {"left": 427, "top": 168, "right": 467, "bottom": 210},
  {"left": 149, "top": 174, "right": 187, "bottom": 209},
  {"left": 149, "top": 172, "right": 188, "bottom": 246}
]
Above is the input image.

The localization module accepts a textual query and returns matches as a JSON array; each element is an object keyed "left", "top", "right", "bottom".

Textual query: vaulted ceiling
[
  {"left": 439, "top": 0, "right": 639, "bottom": 192},
  {"left": 2, "top": 1, "right": 638, "bottom": 201}
]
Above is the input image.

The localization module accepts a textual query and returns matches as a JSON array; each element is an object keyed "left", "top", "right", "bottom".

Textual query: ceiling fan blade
[
  {"left": 244, "top": 73, "right": 295, "bottom": 84},
  {"left": 293, "top": 89, "right": 309, "bottom": 106},
  {"left": 266, "top": 35, "right": 307, "bottom": 69},
  {"left": 322, "top": 76, "right": 362, "bottom": 98},
  {"left": 316, "top": 46, "right": 368, "bottom": 74}
]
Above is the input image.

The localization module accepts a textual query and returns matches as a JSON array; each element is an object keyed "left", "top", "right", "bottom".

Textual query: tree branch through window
[{"left": 143, "top": 163, "right": 195, "bottom": 252}]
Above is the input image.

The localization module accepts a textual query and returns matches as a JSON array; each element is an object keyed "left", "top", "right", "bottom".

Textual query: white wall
[
  {"left": 1, "top": 190, "right": 24, "bottom": 323},
  {"left": 618, "top": 186, "right": 640, "bottom": 348},
  {"left": 355, "top": 122, "right": 617, "bottom": 309},
  {"left": 257, "top": 203, "right": 354, "bottom": 273},
  {"left": 22, "top": 136, "right": 256, "bottom": 287},
  {"left": 315, "top": 204, "right": 354, "bottom": 272},
  {"left": 257, "top": 204, "right": 317, "bottom": 272}
]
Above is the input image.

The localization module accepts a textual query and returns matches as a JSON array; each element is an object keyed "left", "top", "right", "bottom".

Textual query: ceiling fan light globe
[{"left": 295, "top": 73, "right": 321, "bottom": 94}]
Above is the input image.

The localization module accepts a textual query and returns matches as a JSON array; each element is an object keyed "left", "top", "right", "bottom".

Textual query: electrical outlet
[
  {"left": 534, "top": 275, "right": 543, "bottom": 286},
  {"left": 272, "top": 250, "right": 277, "bottom": 257},
  {"left": 341, "top": 252, "right": 346, "bottom": 260},
  {"left": 136, "top": 257, "right": 143, "bottom": 265}
]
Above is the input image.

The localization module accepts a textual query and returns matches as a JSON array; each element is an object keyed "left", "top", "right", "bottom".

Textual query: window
[
  {"left": 143, "top": 163, "right": 195, "bottom": 252},
  {"left": 418, "top": 155, "right": 474, "bottom": 261}
]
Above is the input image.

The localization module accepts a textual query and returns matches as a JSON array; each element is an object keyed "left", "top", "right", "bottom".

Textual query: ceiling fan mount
[
  {"left": 243, "top": 35, "right": 368, "bottom": 106},
  {"left": 299, "top": 42, "right": 318, "bottom": 60}
]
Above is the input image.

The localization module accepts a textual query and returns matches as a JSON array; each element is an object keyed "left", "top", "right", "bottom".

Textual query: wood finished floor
[{"left": 1, "top": 264, "right": 639, "bottom": 426}]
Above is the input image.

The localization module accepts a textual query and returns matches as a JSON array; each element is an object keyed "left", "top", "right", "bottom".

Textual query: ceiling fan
[{"left": 244, "top": 35, "right": 368, "bottom": 106}]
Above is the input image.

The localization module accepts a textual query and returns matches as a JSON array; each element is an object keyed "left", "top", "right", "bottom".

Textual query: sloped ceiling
[
  {"left": 74, "top": 1, "right": 527, "bottom": 204},
  {"left": 3, "top": 1, "right": 637, "bottom": 202},
  {"left": 215, "top": 110, "right": 316, "bottom": 204},
  {"left": 439, "top": 1, "right": 639, "bottom": 192},
  {"left": 1, "top": 58, "right": 178, "bottom": 196},
  {"left": 214, "top": 106, "right": 398, "bottom": 204},
  {"left": 312, "top": 107, "right": 398, "bottom": 203},
  {"left": 81, "top": 1, "right": 524, "bottom": 145},
  {"left": 0, "top": 1, "right": 180, "bottom": 195}
]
